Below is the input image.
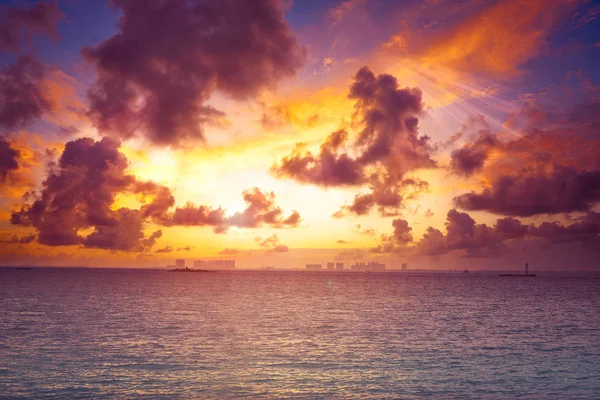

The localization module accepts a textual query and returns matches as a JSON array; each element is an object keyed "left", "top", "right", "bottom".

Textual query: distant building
[
  {"left": 327, "top": 262, "right": 335, "bottom": 270},
  {"left": 368, "top": 262, "right": 386, "bottom": 272},
  {"left": 350, "top": 262, "right": 386, "bottom": 272},
  {"left": 351, "top": 262, "right": 365, "bottom": 271},
  {"left": 306, "top": 264, "right": 323, "bottom": 271},
  {"left": 166, "top": 264, "right": 176, "bottom": 269},
  {"left": 175, "top": 259, "right": 185, "bottom": 269},
  {"left": 193, "top": 259, "right": 236, "bottom": 270},
  {"left": 401, "top": 263, "right": 407, "bottom": 270},
  {"left": 336, "top": 262, "right": 344, "bottom": 270}
]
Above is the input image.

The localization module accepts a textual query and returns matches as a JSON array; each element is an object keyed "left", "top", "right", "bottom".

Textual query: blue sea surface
[{"left": 1, "top": 268, "right": 599, "bottom": 399}]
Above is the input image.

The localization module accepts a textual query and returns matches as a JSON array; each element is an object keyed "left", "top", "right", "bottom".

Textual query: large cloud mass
[
  {"left": 11, "top": 137, "right": 301, "bottom": 250},
  {"left": 376, "top": 209, "right": 600, "bottom": 257},
  {"left": 83, "top": 0, "right": 305, "bottom": 146},
  {"left": 454, "top": 167, "right": 600, "bottom": 217},
  {"left": 450, "top": 97, "right": 600, "bottom": 217},
  {"left": 272, "top": 66, "right": 435, "bottom": 216}
]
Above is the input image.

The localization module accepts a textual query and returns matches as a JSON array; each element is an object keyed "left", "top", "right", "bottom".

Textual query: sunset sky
[{"left": 0, "top": 0, "right": 599, "bottom": 270}]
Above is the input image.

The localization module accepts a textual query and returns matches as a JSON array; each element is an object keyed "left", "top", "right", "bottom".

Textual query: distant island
[{"left": 168, "top": 267, "right": 216, "bottom": 273}]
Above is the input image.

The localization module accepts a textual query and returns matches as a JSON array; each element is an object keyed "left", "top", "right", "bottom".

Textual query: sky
[{"left": 0, "top": 0, "right": 599, "bottom": 270}]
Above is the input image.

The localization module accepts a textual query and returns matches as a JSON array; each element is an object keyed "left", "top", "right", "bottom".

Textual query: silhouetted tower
[{"left": 525, "top": 261, "right": 529, "bottom": 275}]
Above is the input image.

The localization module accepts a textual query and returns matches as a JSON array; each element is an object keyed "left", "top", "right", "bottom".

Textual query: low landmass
[{"left": 169, "top": 267, "right": 216, "bottom": 273}]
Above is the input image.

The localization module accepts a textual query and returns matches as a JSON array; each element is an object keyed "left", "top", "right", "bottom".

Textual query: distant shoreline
[{"left": 1, "top": 266, "right": 599, "bottom": 275}]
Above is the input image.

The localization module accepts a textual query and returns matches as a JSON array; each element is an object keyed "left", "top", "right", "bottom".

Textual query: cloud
[
  {"left": 450, "top": 130, "right": 500, "bottom": 177},
  {"left": 155, "top": 246, "right": 173, "bottom": 254},
  {"left": 163, "top": 187, "right": 301, "bottom": 232},
  {"left": 454, "top": 167, "right": 600, "bottom": 217},
  {"left": 219, "top": 248, "right": 240, "bottom": 255},
  {"left": 256, "top": 234, "right": 289, "bottom": 253},
  {"left": 0, "top": 56, "right": 51, "bottom": 129},
  {"left": 273, "top": 244, "right": 289, "bottom": 252},
  {"left": 83, "top": 211, "right": 160, "bottom": 252},
  {"left": 353, "top": 224, "right": 376, "bottom": 236},
  {"left": 227, "top": 188, "right": 302, "bottom": 229},
  {"left": 83, "top": 0, "right": 305, "bottom": 146},
  {"left": 0, "top": 1, "right": 64, "bottom": 53},
  {"left": 530, "top": 212, "right": 600, "bottom": 245},
  {"left": 451, "top": 77, "right": 600, "bottom": 217},
  {"left": 140, "top": 229, "right": 162, "bottom": 250},
  {"left": 177, "top": 246, "right": 193, "bottom": 252},
  {"left": 11, "top": 137, "right": 135, "bottom": 247},
  {"left": 0, "top": 135, "right": 20, "bottom": 181},
  {"left": 337, "top": 239, "right": 350, "bottom": 244},
  {"left": 415, "top": 210, "right": 507, "bottom": 258},
  {"left": 406, "top": 0, "right": 576, "bottom": 76},
  {"left": 0, "top": 233, "right": 36, "bottom": 244},
  {"left": 10, "top": 137, "right": 301, "bottom": 250},
  {"left": 272, "top": 66, "right": 435, "bottom": 216},
  {"left": 375, "top": 209, "right": 600, "bottom": 257},
  {"left": 372, "top": 218, "right": 413, "bottom": 253}
]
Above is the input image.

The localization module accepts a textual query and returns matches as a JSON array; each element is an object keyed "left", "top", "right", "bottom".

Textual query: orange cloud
[
  {"left": 42, "top": 69, "right": 89, "bottom": 133},
  {"left": 410, "top": 0, "right": 577, "bottom": 76}
]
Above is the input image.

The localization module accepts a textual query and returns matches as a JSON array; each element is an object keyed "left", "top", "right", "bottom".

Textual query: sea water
[{"left": 1, "top": 268, "right": 599, "bottom": 399}]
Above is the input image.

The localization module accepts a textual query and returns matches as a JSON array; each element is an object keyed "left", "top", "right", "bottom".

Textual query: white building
[{"left": 175, "top": 259, "right": 185, "bottom": 269}]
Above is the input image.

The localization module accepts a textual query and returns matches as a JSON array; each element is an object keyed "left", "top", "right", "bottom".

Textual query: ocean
[{"left": 1, "top": 268, "right": 599, "bottom": 399}]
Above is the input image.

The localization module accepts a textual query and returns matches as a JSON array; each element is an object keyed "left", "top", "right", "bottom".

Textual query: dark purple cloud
[
  {"left": 0, "top": 135, "right": 19, "bottom": 181},
  {"left": 272, "top": 66, "right": 435, "bottom": 216},
  {"left": 1, "top": 233, "right": 36, "bottom": 244},
  {"left": 272, "top": 130, "right": 364, "bottom": 186},
  {"left": 162, "top": 187, "right": 301, "bottom": 233},
  {"left": 83, "top": 0, "right": 305, "bottom": 146},
  {"left": 373, "top": 218, "right": 413, "bottom": 253},
  {"left": 451, "top": 78, "right": 600, "bottom": 217},
  {"left": 375, "top": 209, "right": 600, "bottom": 257},
  {"left": 374, "top": 210, "right": 511, "bottom": 257},
  {"left": 227, "top": 188, "right": 301, "bottom": 229},
  {"left": 0, "top": 56, "right": 50, "bottom": 129},
  {"left": 450, "top": 130, "right": 500, "bottom": 176},
  {"left": 0, "top": 1, "right": 64, "bottom": 53},
  {"left": 530, "top": 212, "right": 600, "bottom": 245},
  {"left": 454, "top": 166, "right": 600, "bottom": 217},
  {"left": 10, "top": 137, "right": 145, "bottom": 248},
  {"left": 155, "top": 246, "right": 173, "bottom": 254},
  {"left": 11, "top": 137, "right": 301, "bottom": 249}
]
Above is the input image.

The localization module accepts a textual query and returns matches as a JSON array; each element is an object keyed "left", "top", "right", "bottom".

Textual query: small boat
[
  {"left": 15, "top": 267, "right": 31, "bottom": 270},
  {"left": 464, "top": 269, "right": 469, "bottom": 273}
]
